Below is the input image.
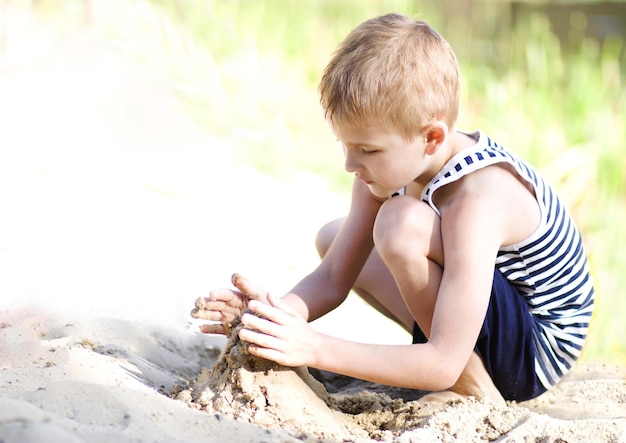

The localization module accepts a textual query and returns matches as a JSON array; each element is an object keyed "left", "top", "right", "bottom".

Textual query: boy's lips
[{"left": 357, "top": 175, "right": 374, "bottom": 185}]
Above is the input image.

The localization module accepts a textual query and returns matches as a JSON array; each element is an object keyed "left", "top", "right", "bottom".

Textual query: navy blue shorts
[{"left": 412, "top": 268, "right": 547, "bottom": 401}]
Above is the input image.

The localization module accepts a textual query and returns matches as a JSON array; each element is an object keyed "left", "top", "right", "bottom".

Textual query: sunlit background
[{"left": 0, "top": 0, "right": 624, "bottom": 364}]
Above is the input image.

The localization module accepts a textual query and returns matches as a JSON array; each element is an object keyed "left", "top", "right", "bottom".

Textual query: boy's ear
[{"left": 424, "top": 121, "right": 448, "bottom": 155}]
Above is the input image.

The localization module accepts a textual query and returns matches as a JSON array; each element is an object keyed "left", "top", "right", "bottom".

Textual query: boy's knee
[
  {"left": 373, "top": 196, "right": 436, "bottom": 257},
  {"left": 315, "top": 218, "right": 344, "bottom": 258}
]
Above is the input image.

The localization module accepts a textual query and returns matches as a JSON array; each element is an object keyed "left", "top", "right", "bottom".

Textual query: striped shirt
[{"left": 421, "top": 130, "right": 595, "bottom": 389}]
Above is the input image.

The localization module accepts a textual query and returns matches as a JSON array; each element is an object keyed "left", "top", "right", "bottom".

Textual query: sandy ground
[{"left": 0, "top": 19, "right": 624, "bottom": 443}]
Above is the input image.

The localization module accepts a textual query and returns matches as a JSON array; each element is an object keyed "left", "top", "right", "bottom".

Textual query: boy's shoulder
[
  {"left": 434, "top": 154, "right": 541, "bottom": 246},
  {"left": 433, "top": 163, "right": 517, "bottom": 209}
]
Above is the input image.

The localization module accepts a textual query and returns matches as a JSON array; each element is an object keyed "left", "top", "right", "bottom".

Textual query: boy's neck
[
  {"left": 413, "top": 129, "right": 475, "bottom": 189},
  {"left": 450, "top": 130, "right": 478, "bottom": 155}
]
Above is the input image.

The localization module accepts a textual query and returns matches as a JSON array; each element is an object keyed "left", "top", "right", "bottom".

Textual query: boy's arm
[
  {"left": 242, "top": 166, "right": 523, "bottom": 391},
  {"left": 280, "top": 177, "right": 384, "bottom": 322},
  {"left": 193, "top": 178, "right": 381, "bottom": 336},
  {"left": 315, "top": 166, "right": 532, "bottom": 389},
  {"left": 300, "top": 205, "right": 497, "bottom": 390},
  {"left": 240, "top": 190, "right": 499, "bottom": 390}
]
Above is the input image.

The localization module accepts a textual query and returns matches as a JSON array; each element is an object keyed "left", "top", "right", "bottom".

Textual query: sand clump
[{"left": 174, "top": 318, "right": 369, "bottom": 441}]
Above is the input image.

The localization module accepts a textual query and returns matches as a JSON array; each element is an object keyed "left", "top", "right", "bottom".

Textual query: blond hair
[{"left": 319, "top": 13, "right": 460, "bottom": 140}]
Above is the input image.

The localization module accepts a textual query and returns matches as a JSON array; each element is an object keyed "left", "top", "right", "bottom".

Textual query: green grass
[{"left": 30, "top": 0, "right": 626, "bottom": 364}]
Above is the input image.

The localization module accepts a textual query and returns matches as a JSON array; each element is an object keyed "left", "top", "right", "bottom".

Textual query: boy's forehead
[
  {"left": 333, "top": 123, "right": 382, "bottom": 139},
  {"left": 333, "top": 124, "right": 378, "bottom": 142},
  {"left": 333, "top": 124, "right": 403, "bottom": 146}
]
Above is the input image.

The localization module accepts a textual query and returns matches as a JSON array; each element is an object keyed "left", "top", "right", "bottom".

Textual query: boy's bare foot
[
  {"left": 418, "top": 389, "right": 465, "bottom": 404},
  {"left": 449, "top": 352, "right": 506, "bottom": 406},
  {"left": 408, "top": 353, "right": 507, "bottom": 406}
]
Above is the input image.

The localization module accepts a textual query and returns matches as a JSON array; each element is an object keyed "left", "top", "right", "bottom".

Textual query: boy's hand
[
  {"left": 238, "top": 293, "right": 317, "bottom": 368},
  {"left": 191, "top": 273, "right": 269, "bottom": 335}
]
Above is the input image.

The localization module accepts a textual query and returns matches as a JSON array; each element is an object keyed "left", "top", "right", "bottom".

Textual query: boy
[{"left": 192, "top": 13, "right": 594, "bottom": 403}]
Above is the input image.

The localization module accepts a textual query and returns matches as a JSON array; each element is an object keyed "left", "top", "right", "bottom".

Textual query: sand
[
  {"left": 0, "top": 8, "right": 625, "bottom": 443},
  {"left": 172, "top": 315, "right": 626, "bottom": 442},
  {"left": 2, "top": 307, "right": 623, "bottom": 443}
]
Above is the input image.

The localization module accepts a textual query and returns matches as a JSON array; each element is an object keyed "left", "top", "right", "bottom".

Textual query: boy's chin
[{"left": 367, "top": 184, "right": 394, "bottom": 199}]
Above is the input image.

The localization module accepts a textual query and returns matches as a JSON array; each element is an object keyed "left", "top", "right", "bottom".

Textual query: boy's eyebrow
[{"left": 344, "top": 141, "right": 384, "bottom": 149}]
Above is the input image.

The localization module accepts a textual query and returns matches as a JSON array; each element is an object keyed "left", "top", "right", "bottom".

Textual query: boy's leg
[
  {"left": 316, "top": 218, "right": 414, "bottom": 332},
  {"left": 316, "top": 201, "right": 505, "bottom": 404},
  {"left": 373, "top": 197, "right": 504, "bottom": 404}
]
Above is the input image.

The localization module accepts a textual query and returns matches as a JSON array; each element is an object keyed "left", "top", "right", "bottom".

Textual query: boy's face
[{"left": 334, "top": 125, "right": 428, "bottom": 198}]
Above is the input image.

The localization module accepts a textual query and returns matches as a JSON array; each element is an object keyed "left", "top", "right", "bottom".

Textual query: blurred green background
[{"left": 2, "top": 0, "right": 624, "bottom": 364}]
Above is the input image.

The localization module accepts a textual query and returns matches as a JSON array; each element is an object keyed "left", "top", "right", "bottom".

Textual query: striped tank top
[{"left": 421, "top": 130, "right": 595, "bottom": 389}]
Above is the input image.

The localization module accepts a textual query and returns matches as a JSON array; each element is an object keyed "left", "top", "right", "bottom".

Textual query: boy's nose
[{"left": 344, "top": 154, "right": 359, "bottom": 173}]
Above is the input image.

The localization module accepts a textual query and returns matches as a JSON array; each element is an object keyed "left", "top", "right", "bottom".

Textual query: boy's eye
[{"left": 361, "top": 148, "right": 377, "bottom": 155}]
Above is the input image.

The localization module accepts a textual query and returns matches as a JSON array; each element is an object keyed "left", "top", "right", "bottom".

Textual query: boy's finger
[
  {"left": 267, "top": 293, "right": 300, "bottom": 317},
  {"left": 195, "top": 295, "right": 228, "bottom": 310},
  {"left": 247, "top": 300, "right": 291, "bottom": 326},
  {"left": 196, "top": 289, "right": 241, "bottom": 309},
  {"left": 231, "top": 273, "right": 268, "bottom": 302},
  {"left": 190, "top": 308, "right": 222, "bottom": 321},
  {"left": 199, "top": 323, "right": 228, "bottom": 335}
]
